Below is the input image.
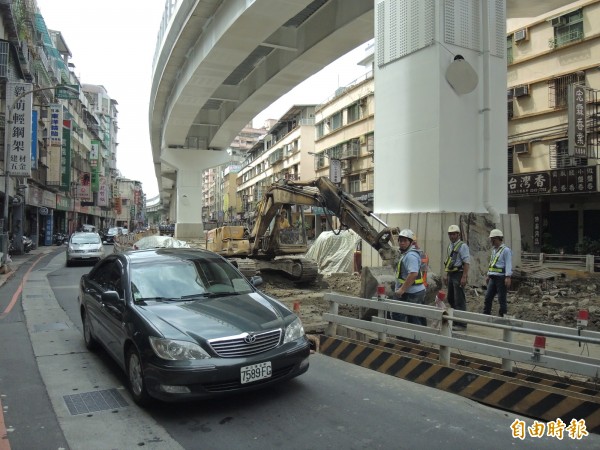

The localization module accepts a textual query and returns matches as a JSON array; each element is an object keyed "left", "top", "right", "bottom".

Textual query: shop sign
[{"left": 508, "top": 166, "right": 596, "bottom": 197}]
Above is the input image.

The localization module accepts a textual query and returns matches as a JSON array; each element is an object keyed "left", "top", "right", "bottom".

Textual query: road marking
[
  {"left": 0, "top": 254, "right": 44, "bottom": 320},
  {"left": 0, "top": 397, "right": 12, "bottom": 450}
]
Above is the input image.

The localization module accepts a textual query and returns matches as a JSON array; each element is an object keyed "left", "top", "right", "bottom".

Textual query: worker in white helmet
[
  {"left": 443, "top": 225, "right": 470, "bottom": 330},
  {"left": 392, "top": 228, "right": 427, "bottom": 326},
  {"left": 484, "top": 229, "right": 513, "bottom": 317}
]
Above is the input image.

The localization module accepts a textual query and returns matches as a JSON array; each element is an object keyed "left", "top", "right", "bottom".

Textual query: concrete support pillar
[
  {"left": 374, "top": 0, "right": 507, "bottom": 215},
  {"left": 161, "top": 148, "right": 232, "bottom": 239},
  {"left": 370, "top": 1, "right": 520, "bottom": 281}
]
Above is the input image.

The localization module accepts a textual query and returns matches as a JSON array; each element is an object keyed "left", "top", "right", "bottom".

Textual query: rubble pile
[{"left": 260, "top": 271, "right": 600, "bottom": 332}]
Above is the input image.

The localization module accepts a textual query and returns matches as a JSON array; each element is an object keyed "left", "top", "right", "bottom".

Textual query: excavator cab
[{"left": 257, "top": 206, "right": 309, "bottom": 254}]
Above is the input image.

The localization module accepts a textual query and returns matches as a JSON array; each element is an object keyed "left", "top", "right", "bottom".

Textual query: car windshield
[
  {"left": 107, "top": 228, "right": 119, "bottom": 235},
  {"left": 71, "top": 234, "right": 101, "bottom": 244},
  {"left": 130, "top": 257, "right": 253, "bottom": 302}
]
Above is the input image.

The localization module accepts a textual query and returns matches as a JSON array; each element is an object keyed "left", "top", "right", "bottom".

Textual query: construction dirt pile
[{"left": 260, "top": 271, "right": 600, "bottom": 333}]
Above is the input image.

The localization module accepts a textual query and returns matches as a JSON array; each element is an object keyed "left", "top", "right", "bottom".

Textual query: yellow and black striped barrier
[{"left": 319, "top": 335, "right": 600, "bottom": 434}]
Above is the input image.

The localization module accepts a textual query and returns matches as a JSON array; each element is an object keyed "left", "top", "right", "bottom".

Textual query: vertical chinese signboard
[
  {"left": 90, "top": 139, "right": 100, "bottom": 192},
  {"left": 568, "top": 84, "right": 586, "bottom": 157},
  {"left": 97, "top": 176, "right": 108, "bottom": 207},
  {"left": 60, "top": 120, "right": 72, "bottom": 191},
  {"left": 6, "top": 82, "right": 33, "bottom": 177}
]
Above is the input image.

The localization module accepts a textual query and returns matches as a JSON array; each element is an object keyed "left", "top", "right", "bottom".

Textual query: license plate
[{"left": 240, "top": 361, "right": 272, "bottom": 384}]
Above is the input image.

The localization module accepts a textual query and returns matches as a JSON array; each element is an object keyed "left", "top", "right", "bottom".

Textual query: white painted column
[
  {"left": 374, "top": 0, "right": 507, "bottom": 215},
  {"left": 368, "top": 0, "right": 520, "bottom": 285},
  {"left": 161, "top": 148, "right": 232, "bottom": 239}
]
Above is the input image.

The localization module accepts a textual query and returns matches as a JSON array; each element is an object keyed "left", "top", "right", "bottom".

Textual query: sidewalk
[{"left": 0, "top": 244, "right": 62, "bottom": 290}]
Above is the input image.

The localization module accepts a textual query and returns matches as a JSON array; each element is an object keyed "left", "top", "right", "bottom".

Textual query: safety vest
[
  {"left": 444, "top": 241, "right": 464, "bottom": 273},
  {"left": 396, "top": 250, "right": 425, "bottom": 285},
  {"left": 488, "top": 245, "right": 506, "bottom": 274}
]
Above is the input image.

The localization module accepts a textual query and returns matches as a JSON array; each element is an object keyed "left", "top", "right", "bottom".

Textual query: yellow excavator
[{"left": 206, "top": 177, "right": 397, "bottom": 283}]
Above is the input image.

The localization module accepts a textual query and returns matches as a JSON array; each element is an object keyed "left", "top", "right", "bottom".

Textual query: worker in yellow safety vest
[
  {"left": 484, "top": 229, "right": 513, "bottom": 317},
  {"left": 443, "top": 224, "right": 470, "bottom": 330},
  {"left": 392, "top": 229, "right": 426, "bottom": 327}
]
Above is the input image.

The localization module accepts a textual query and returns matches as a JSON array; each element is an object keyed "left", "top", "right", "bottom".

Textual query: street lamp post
[{"left": 2, "top": 84, "right": 79, "bottom": 265}]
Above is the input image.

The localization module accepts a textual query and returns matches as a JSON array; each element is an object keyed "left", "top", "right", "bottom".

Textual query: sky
[{"left": 36, "top": 1, "right": 371, "bottom": 199}]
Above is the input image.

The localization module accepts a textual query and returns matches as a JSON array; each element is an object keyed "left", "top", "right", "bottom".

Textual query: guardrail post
[
  {"left": 439, "top": 311, "right": 451, "bottom": 366},
  {"left": 502, "top": 316, "right": 515, "bottom": 372},
  {"left": 586, "top": 254, "right": 594, "bottom": 273},
  {"left": 377, "top": 299, "right": 387, "bottom": 341},
  {"left": 326, "top": 299, "right": 338, "bottom": 337}
]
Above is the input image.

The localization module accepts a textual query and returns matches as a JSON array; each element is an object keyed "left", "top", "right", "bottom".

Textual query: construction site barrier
[{"left": 323, "top": 293, "right": 600, "bottom": 379}]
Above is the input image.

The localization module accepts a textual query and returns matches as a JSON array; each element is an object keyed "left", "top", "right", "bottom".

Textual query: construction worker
[
  {"left": 444, "top": 224, "right": 470, "bottom": 330},
  {"left": 392, "top": 229, "right": 427, "bottom": 326},
  {"left": 484, "top": 229, "right": 513, "bottom": 317}
]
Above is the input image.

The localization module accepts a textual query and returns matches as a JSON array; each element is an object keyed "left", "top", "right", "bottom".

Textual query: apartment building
[
  {"left": 1, "top": 1, "right": 126, "bottom": 254},
  {"left": 313, "top": 71, "right": 375, "bottom": 209},
  {"left": 507, "top": 0, "right": 600, "bottom": 253},
  {"left": 237, "top": 105, "right": 317, "bottom": 222}
]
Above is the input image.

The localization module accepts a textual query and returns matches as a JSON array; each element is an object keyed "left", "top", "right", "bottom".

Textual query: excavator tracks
[
  {"left": 256, "top": 257, "right": 319, "bottom": 284},
  {"left": 231, "top": 258, "right": 260, "bottom": 278}
]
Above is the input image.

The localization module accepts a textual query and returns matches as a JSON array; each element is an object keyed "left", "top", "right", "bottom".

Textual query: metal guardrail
[
  {"left": 522, "top": 252, "right": 598, "bottom": 272},
  {"left": 323, "top": 293, "right": 600, "bottom": 379}
]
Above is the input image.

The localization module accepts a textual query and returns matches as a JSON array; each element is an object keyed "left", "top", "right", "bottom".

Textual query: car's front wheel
[
  {"left": 126, "top": 347, "right": 152, "bottom": 406},
  {"left": 82, "top": 310, "right": 98, "bottom": 351}
]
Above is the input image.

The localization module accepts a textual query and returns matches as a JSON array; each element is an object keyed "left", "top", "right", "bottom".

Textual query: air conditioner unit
[
  {"left": 514, "top": 85, "right": 530, "bottom": 98},
  {"left": 514, "top": 142, "right": 529, "bottom": 154},
  {"left": 507, "top": 89, "right": 514, "bottom": 100},
  {"left": 514, "top": 28, "right": 528, "bottom": 43},
  {"left": 550, "top": 16, "right": 566, "bottom": 27}
]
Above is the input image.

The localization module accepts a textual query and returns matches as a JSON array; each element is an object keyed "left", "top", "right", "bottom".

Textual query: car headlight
[
  {"left": 283, "top": 317, "right": 305, "bottom": 344},
  {"left": 149, "top": 337, "right": 211, "bottom": 360}
]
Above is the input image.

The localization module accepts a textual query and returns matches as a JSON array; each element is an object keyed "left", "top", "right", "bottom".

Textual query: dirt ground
[{"left": 259, "top": 270, "right": 600, "bottom": 333}]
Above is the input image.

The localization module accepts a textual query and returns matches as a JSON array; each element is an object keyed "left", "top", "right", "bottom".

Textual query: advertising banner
[
  {"left": 98, "top": 176, "right": 109, "bottom": 207},
  {"left": 6, "top": 82, "right": 33, "bottom": 177},
  {"left": 60, "top": 120, "right": 72, "bottom": 191}
]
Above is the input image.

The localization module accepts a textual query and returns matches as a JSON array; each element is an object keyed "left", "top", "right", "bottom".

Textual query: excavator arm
[{"left": 249, "top": 177, "right": 397, "bottom": 265}]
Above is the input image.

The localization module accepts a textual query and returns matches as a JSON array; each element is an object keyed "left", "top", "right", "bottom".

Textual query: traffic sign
[{"left": 55, "top": 84, "right": 79, "bottom": 100}]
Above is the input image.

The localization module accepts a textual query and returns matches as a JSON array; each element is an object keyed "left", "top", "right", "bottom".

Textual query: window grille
[
  {"left": 549, "top": 140, "right": 587, "bottom": 168},
  {"left": 549, "top": 9, "right": 584, "bottom": 49},
  {"left": 0, "top": 41, "right": 9, "bottom": 78},
  {"left": 347, "top": 103, "right": 360, "bottom": 123},
  {"left": 548, "top": 72, "right": 585, "bottom": 109},
  {"left": 506, "top": 36, "right": 513, "bottom": 65},
  {"left": 348, "top": 176, "right": 360, "bottom": 194},
  {"left": 507, "top": 147, "right": 513, "bottom": 174},
  {"left": 330, "top": 112, "right": 342, "bottom": 131}
]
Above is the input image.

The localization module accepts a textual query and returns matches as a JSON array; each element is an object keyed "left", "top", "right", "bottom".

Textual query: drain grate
[{"left": 63, "top": 388, "right": 128, "bottom": 415}]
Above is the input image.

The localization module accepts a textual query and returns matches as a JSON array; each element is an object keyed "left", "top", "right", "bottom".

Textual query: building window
[
  {"left": 548, "top": 72, "right": 585, "bottom": 109},
  {"left": 0, "top": 40, "right": 9, "bottom": 78},
  {"left": 348, "top": 175, "right": 361, "bottom": 194},
  {"left": 347, "top": 103, "right": 360, "bottom": 123},
  {"left": 549, "top": 140, "right": 587, "bottom": 168},
  {"left": 330, "top": 112, "right": 342, "bottom": 131},
  {"left": 316, "top": 121, "right": 324, "bottom": 139},
  {"left": 508, "top": 147, "right": 514, "bottom": 174},
  {"left": 550, "top": 9, "right": 584, "bottom": 49},
  {"left": 506, "top": 35, "right": 513, "bottom": 65}
]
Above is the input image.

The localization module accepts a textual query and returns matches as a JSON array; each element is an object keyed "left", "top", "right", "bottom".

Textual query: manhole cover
[{"left": 63, "top": 389, "right": 128, "bottom": 415}]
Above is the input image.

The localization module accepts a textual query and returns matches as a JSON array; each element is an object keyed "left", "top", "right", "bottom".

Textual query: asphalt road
[{"left": 1, "top": 248, "right": 599, "bottom": 449}]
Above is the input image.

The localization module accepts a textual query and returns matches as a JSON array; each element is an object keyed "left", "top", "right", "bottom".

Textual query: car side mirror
[{"left": 101, "top": 290, "right": 122, "bottom": 304}]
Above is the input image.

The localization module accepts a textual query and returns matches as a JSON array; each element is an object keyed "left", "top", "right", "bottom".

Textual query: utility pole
[{"left": 2, "top": 84, "right": 79, "bottom": 266}]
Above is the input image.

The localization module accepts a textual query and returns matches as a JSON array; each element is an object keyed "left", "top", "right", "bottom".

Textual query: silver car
[{"left": 67, "top": 232, "right": 105, "bottom": 266}]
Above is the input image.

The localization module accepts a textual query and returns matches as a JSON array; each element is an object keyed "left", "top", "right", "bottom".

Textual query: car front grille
[{"left": 208, "top": 329, "right": 282, "bottom": 357}]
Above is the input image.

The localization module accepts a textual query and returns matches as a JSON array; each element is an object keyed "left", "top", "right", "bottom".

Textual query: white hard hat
[
  {"left": 489, "top": 229, "right": 503, "bottom": 238},
  {"left": 448, "top": 225, "right": 460, "bottom": 233},
  {"left": 398, "top": 229, "right": 415, "bottom": 240}
]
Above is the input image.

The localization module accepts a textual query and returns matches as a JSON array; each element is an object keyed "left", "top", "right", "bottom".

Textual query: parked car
[
  {"left": 66, "top": 232, "right": 105, "bottom": 266},
  {"left": 81, "top": 224, "right": 97, "bottom": 233},
  {"left": 103, "top": 227, "right": 121, "bottom": 244},
  {"left": 78, "top": 248, "right": 310, "bottom": 405}
]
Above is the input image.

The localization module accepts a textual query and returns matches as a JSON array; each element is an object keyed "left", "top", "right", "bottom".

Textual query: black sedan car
[{"left": 78, "top": 248, "right": 310, "bottom": 405}]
